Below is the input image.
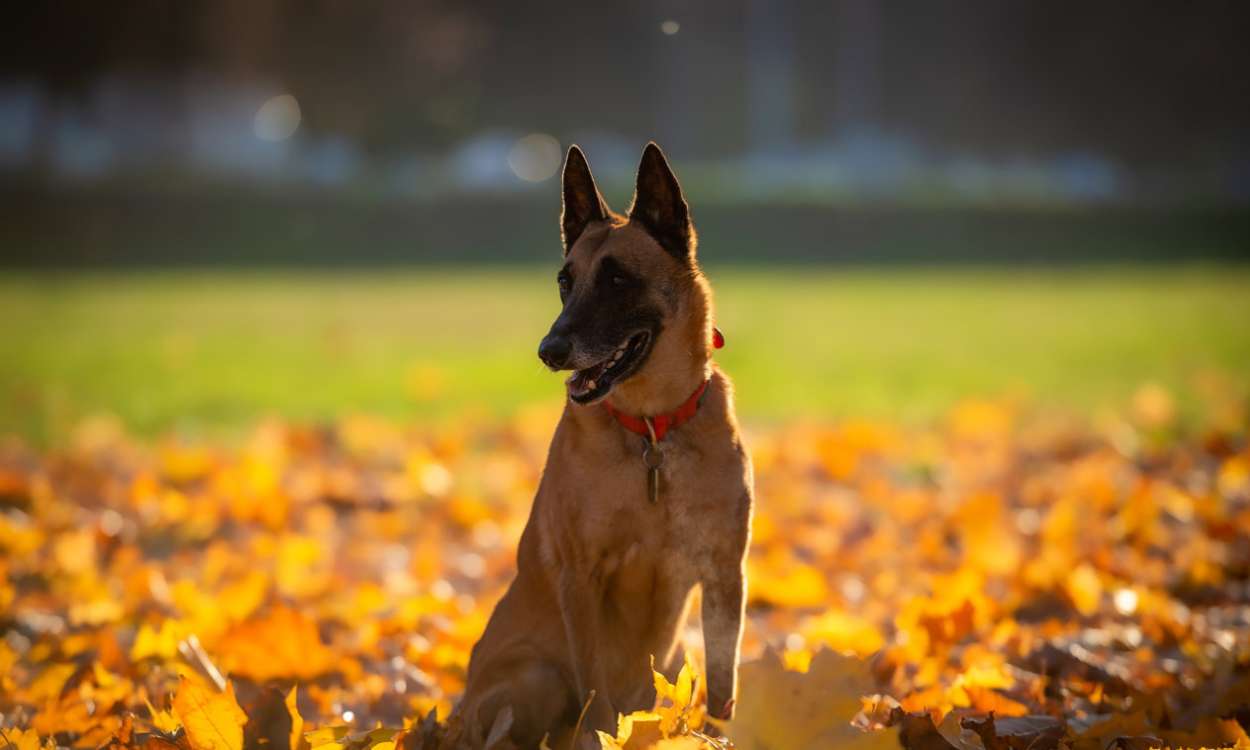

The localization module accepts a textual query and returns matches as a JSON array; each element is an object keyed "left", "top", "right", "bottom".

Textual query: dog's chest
[{"left": 568, "top": 438, "right": 714, "bottom": 559}]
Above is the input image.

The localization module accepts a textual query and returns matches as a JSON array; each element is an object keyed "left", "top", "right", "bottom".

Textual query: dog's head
[{"left": 538, "top": 142, "right": 709, "bottom": 405}]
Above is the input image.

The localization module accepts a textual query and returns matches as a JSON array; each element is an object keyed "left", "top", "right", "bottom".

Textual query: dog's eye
[
  {"left": 557, "top": 273, "right": 572, "bottom": 295},
  {"left": 612, "top": 275, "right": 627, "bottom": 287}
]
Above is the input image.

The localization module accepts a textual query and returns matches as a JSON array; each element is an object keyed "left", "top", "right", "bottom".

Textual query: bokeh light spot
[
  {"left": 1113, "top": 587, "right": 1139, "bottom": 615},
  {"left": 253, "top": 94, "right": 301, "bottom": 142},
  {"left": 507, "top": 133, "right": 562, "bottom": 182},
  {"left": 660, "top": 20, "right": 680, "bottom": 35}
]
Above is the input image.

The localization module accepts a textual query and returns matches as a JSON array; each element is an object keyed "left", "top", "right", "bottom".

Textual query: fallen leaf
[
  {"left": 173, "top": 678, "right": 248, "bottom": 750},
  {"left": 723, "top": 648, "right": 895, "bottom": 750}
]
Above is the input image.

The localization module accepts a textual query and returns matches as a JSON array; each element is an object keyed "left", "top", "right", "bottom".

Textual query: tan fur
[{"left": 447, "top": 160, "right": 753, "bottom": 750}]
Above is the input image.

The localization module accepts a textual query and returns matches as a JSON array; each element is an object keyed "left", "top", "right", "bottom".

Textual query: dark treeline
[
  {"left": 4, "top": 185, "right": 1247, "bottom": 267},
  {"left": 4, "top": 1, "right": 1249, "bottom": 164}
]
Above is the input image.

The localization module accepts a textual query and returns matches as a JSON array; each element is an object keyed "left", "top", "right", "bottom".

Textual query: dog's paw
[{"left": 708, "top": 696, "right": 735, "bottom": 721}]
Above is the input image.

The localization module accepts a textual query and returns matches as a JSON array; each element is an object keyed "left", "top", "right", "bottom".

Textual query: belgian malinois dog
[{"left": 447, "top": 143, "right": 753, "bottom": 749}]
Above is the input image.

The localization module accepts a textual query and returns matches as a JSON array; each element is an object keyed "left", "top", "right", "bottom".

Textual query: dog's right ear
[{"left": 560, "top": 145, "right": 610, "bottom": 254}]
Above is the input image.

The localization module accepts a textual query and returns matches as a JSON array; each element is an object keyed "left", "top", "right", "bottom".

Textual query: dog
[{"left": 446, "top": 143, "right": 753, "bottom": 749}]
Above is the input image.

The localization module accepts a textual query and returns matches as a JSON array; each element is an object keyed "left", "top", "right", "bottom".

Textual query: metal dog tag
[
  {"left": 641, "top": 417, "right": 663, "bottom": 505},
  {"left": 642, "top": 441, "right": 663, "bottom": 504}
]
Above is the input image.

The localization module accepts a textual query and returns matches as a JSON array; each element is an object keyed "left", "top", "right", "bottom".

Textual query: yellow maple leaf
[
  {"left": 597, "top": 711, "right": 664, "bottom": 749},
  {"left": 652, "top": 653, "right": 700, "bottom": 736},
  {"left": 304, "top": 725, "right": 349, "bottom": 750},
  {"left": 0, "top": 727, "right": 46, "bottom": 750},
  {"left": 285, "top": 687, "right": 307, "bottom": 750},
  {"left": 131, "top": 620, "right": 188, "bottom": 662},
  {"left": 172, "top": 677, "right": 247, "bottom": 750},
  {"left": 24, "top": 664, "right": 77, "bottom": 704},
  {"left": 145, "top": 700, "right": 181, "bottom": 734}
]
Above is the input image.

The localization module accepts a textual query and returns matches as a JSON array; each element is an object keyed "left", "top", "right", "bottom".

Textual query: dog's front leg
[
  {"left": 699, "top": 498, "right": 750, "bottom": 721},
  {"left": 701, "top": 566, "right": 744, "bottom": 721},
  {"left": 556, "top": 567, "right": 615, "bottom": 734}
]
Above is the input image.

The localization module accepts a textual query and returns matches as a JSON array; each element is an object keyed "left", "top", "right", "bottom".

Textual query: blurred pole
[
  {"left": 832, "top": 0, "right": 881, "bottom": 135},
  {"left": 746, "top": 0, "right": 796, "bottom": 153}
]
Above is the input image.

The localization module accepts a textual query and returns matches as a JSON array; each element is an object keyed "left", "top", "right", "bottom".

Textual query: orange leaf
[{"left": 216, "top": 606, "right": 335, "bottom": 682}]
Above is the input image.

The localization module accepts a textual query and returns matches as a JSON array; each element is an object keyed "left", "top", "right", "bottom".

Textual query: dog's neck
[{"left": 604, "top": 271, "right": 713, "bottom": 418}]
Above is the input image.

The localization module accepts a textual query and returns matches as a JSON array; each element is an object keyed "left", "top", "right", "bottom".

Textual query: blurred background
[{"left": 2, "top": 0, "right": 1248, "bottom": 438}]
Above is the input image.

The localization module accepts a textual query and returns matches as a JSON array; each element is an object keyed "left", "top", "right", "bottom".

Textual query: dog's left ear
[{"left": 629, "top": 142, "right": 695, "bottom": 262}]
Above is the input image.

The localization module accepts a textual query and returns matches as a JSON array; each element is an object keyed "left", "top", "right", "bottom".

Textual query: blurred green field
[{"left": 2, "top": 266, "right": 1248, "bottom": 440}]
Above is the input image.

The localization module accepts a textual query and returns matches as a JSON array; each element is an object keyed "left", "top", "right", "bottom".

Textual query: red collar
[{"left": 603, "top": 378, "right": 710, "bottom": 442}]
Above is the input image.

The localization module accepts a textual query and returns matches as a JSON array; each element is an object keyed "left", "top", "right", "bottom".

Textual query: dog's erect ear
[
  {"left": 561, "top": 145, "right": 610, "bottom": 254},
  {"left": 628, "top": 142, "right": 695, "bottom": 262}
]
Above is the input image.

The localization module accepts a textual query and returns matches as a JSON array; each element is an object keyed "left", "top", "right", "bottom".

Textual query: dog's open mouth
[{"left": 566, "top": 331, "right": 652, "bottom": 404}]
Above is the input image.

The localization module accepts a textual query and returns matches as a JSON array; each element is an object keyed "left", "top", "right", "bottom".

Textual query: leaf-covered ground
[{"left": 2, "top": 388, "right": 1250, "bottom": 749}]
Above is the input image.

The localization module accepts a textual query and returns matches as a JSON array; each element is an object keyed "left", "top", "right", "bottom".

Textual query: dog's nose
[{"left": 538, "top": 335, "right": 572, "bottom": 369}]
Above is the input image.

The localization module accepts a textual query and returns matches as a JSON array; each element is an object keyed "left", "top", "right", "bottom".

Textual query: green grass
[{"left": 2, "top": 266, "right": 1248, "bottom": 440}]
